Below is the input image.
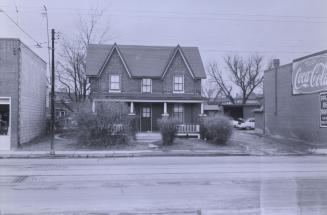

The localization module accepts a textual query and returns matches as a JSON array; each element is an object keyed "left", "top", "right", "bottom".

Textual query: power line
[
  {"left": 0, "top": 8, "right": 42, "bottom": 47},
  {"left": 2, "top": 4, "right": 327, "bottom": 20},
  {"left": 2, "top": 4, "right": 327, "bottom": 24}
]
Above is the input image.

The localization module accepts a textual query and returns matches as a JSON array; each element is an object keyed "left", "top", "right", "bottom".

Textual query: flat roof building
[
  {"left": 264, "top": 50, "right": 327, "bottom": 143},
  {"left": 0, "top": 38, "right": 47, "bottom": 150}
]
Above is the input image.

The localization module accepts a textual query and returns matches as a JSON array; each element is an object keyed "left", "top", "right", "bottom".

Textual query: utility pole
[{"left": 50, "top": 28, "right": 55, "bottom": 155}]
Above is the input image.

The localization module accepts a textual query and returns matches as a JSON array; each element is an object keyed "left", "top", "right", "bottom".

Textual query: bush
[
  {"left": 128, "top": 114, "right": 138, "bottom": 140},
  {"left": 202, "top": 115, "right": 233, "bottom": 144},
  {"left": 75, "top": 101, "right": 136, "bottom": 147},
  {"left": 157, "top": 117, "right": 179, "bottom": 145}
]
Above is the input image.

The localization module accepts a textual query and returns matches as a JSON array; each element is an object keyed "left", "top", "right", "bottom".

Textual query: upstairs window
[
  {"left": 109, "top": 74, "right": 121, "bottom": 92},
  {"left": 142, "top": 79, "right": 152, "bottom": 93},
  {"left": 173, "top": 75, "right": 184, "bottom": 93}
]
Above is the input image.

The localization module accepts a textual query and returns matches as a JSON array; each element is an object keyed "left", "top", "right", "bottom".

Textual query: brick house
[
  {"left": 86, "top": 43, "right": 206, "bottom": 133},
  {"left": 0, "top": 38, "right": 47, "bottom": 150}
]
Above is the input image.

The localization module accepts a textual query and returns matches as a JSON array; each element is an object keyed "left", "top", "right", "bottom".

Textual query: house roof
[{"left": 86, "top": 44, "right": 206, "bottom": 79}]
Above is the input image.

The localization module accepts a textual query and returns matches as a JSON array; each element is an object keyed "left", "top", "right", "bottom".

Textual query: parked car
[
  {"left": 233, "top": 118, "right": 244, "bottom": 128},
  {"left": 231, "top": 119, "right": 239, "bottom": 128},
  {"left": 238, "top": 118, "right": 255, "bottom": 130}
]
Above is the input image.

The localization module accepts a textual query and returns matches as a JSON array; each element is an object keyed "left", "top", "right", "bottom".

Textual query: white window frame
[
  {"left": 141, "top": 78, "right": 152, "bottom": 93},
  {"left": 173, "top": 103, "right": 184, "bottom": 123},
  {"left": 109, "top": 74, "right": 121, "bottom": 93},
  {"left": 173, "top": 75, "right": 184, "bottom": 93},
  {"left": 142, "top": 107, "right": 151, "bottom": 118}
]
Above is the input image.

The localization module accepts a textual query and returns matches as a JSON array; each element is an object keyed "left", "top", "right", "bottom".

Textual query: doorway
[
  {"left": 140, "top": 105, "right": 152, "bottom": 132},
  {"left": 0, "top": 98, "right": 11, "bottom": 150}
]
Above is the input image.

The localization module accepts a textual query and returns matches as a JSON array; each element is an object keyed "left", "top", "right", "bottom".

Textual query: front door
[
  {"left": 0, "top": 98, "right": 10, "bottom": 150},
  {"left": 140, "top": 105, "right": 151, "bottom": 132}
]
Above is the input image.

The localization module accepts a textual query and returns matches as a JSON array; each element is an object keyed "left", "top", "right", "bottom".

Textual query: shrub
[
  {"left": 157, "top": 117, "right": 179, "bottom": 145},
  {"left": 75, "top": 101, "right": 135, "bottom": 147},
  {"left": 128, "top": 114, "right": 138, "bottom": 140},
  {"left": 202, "top": 115, "right": 233, "bottom": 144}
]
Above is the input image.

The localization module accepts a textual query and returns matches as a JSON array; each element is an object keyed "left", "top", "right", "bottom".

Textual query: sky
[{"left": 1, "top": 0, "right": 327, "bottom": 81}]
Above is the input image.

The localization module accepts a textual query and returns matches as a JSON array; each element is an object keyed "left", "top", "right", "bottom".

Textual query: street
[{"left": 1, "top": 156, "right": 327, "bottom": 214}]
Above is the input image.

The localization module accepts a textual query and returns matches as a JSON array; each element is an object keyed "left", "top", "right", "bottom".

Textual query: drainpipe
[{"left": 273, "top": 59, "right": 280, "bottom": 116}]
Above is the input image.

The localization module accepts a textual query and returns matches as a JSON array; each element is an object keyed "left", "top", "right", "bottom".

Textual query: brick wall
[
  {"left": 19, "top": 42, "right": 47, "bottom": 144},
  {"left": 254, "top": 112, "right": 264, "bottom": 130},
  {"left": 163, "top": 51, "right": 201, "bottom": 94},
  {"left": 0, "top": 39, "right": 20, "bottom": 148},
  {"left": 92, "top": 49, "right": 140, "bottom": 93},
  {"left": 264, "top": 64, "right": 327, "bottom": 142}
]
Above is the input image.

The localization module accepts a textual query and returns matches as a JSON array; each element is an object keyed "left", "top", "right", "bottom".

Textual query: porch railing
[
  {"left": 111, "top": 124, "right": 124, "bottom": 134},
  {"left": 176, "top": 124, "right": 200, "bottom": 138}
]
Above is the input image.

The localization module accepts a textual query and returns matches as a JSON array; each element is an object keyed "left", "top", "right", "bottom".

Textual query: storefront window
[{"left": 0, "top": 104, "right": 9, "bottom": 135}]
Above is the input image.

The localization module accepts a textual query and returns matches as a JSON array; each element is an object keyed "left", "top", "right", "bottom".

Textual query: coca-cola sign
[{"left": 292, "top": 53, "right": 327, "bottom": 94}]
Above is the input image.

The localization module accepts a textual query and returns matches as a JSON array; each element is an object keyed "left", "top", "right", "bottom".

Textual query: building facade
[
  {"left": 0, "top": 38, "right": 47, "bottom": 150},
  {"left": 264, "top": 51, "right": 327, "bottom": 143},
  {"left": 218, "top": 94, "right": 262, "bottom": 120},
  {"left": 86, "top": 43, "right": 206, "bottom": 132}
]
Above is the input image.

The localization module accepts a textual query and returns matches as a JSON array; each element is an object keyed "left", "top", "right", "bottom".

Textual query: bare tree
[
  {"left": 57, "top": 8, "right": 113, "bottom": 103},
  {"left": 207, "top": 55, "right": 264, "bottom": 104},
  {"left": 202, "top": 85, "right": 223, "bottom": 102},
  {"left": 207, "top": 62, "right": 235, "bottom": 104}
]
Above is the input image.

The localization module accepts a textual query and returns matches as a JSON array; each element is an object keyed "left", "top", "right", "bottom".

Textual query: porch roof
[{"left": 91, "top": 92, "right": 204, "bottom": 102}]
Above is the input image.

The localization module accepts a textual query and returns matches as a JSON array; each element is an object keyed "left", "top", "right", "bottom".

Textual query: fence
[{"left": 176, "top": 124, "right": 200, "bottom": 138}]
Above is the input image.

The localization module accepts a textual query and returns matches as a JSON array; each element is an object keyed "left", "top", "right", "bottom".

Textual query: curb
[
  {"left": 0, "top": 150, "right": 325, "bottom": 159},
  {"left": 0, "top": 150, "right": 253, "bottom": 159}
]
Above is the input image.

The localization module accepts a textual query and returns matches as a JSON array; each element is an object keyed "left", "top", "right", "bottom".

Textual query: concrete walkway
[{"left": 0, "top": 149, "right": 250, "bottom": 159}]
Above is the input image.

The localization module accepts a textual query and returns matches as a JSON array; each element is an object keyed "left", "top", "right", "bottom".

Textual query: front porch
[
  {"left": 128, "top": 101, "right": 205, "bottom": 133},
  {"left": 92, "top": 99, "right": 206, "bottom": 135}
]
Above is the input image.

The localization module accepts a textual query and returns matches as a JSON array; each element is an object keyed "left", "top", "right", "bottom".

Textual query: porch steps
[{"left": 135, "top": 132, "right": 161, "bottom": 143}]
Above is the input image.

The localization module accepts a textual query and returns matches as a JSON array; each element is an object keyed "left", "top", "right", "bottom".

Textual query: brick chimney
[{"left": 273, "top": 59, "right": 280, "bottom": 69}]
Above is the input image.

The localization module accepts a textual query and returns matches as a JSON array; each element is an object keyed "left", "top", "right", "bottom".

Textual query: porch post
[
  {"left": 199, "top": 102, "right": 206, "bottom": 117},
  {"left": 129, "top": 101, "right": 135, "bottom": 115},
  {"left": 162, "top": 102, "right": 169, "bottom": 117},
  {"left": 92, "top": 100, "right": 95, "bottom": 113}
]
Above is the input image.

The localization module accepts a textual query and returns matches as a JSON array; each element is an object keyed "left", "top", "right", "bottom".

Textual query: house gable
[
  {"left": 161, "top": 46, "right": 195, "bottom": 80},
  {"left": 97, "top": 43, "right": 132, "bottom": 78},
  {"left": 96, "top": 48, "right": 139, "bottom": 93},
  {"left": 162, "top": 49, "right": 199, "bottom": 94}
]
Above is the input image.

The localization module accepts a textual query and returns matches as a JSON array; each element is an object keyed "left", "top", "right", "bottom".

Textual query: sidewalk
[{"left": 0, "top": 149, "right": 251, "bottom": 159}]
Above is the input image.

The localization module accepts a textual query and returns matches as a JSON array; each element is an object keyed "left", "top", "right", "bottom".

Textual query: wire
[
  {"left": 200, "top": 49, "right": 320, "bottom": 54},
  {"left": 1, "top": 8, "right": 42, "bottom": 46},
  {"left": 1, "top": 4, "right": 327, "bottom": 24},
  {"left": 1, "top": 4, "right": 327, "bottom": 19}
]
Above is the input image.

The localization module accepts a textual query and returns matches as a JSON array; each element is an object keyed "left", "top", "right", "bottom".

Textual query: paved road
[{"left": 0, "top": 156, "right": 327, "bottom": 214}]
